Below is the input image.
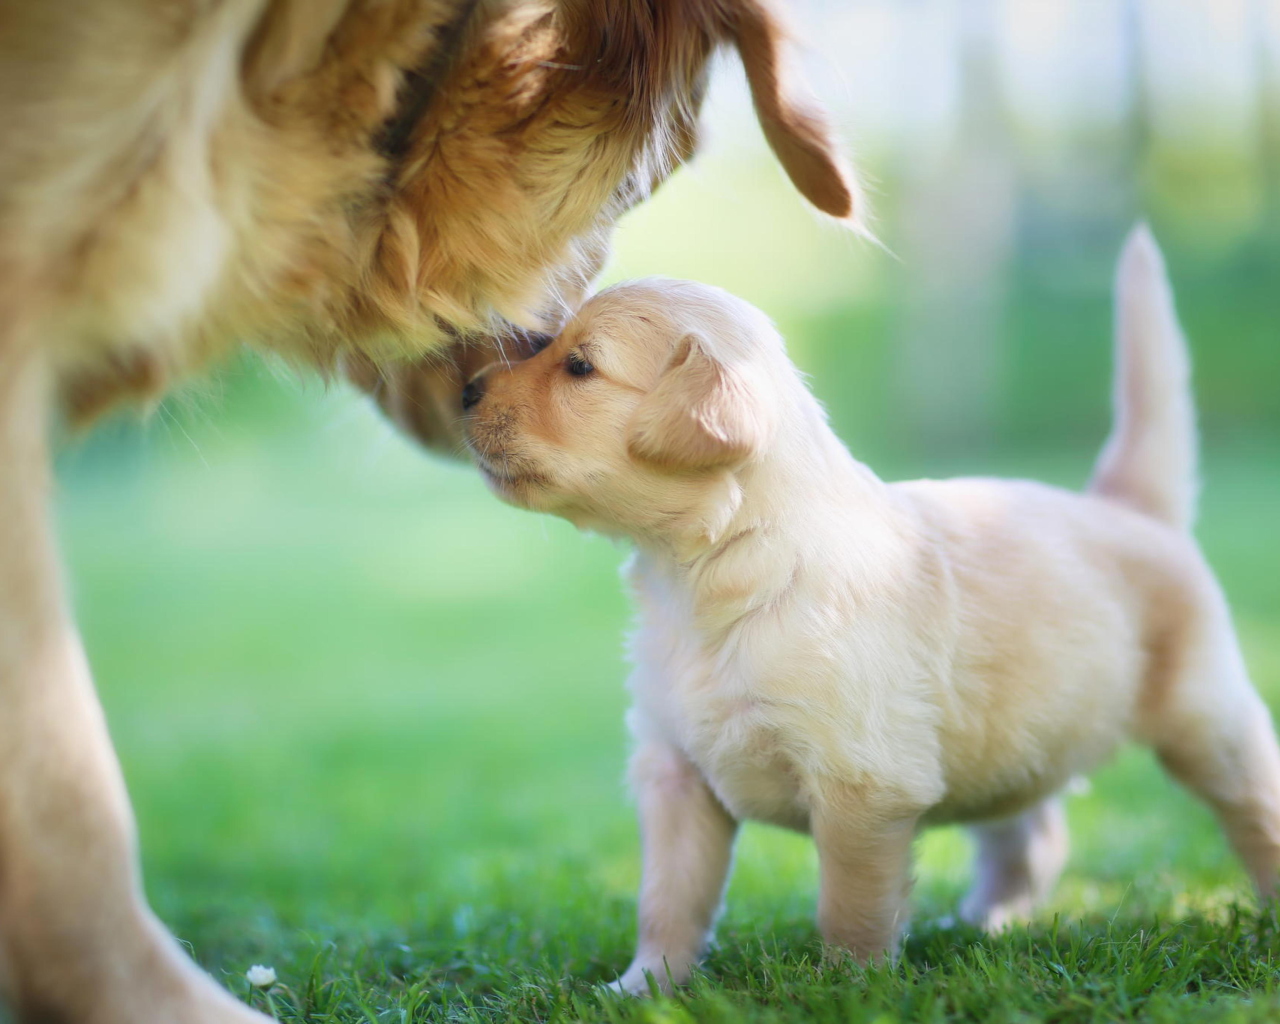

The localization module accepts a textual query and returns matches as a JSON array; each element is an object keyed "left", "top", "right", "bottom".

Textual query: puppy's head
[{"left": 463, "top": 280, "right": 786, "bottom": 539}]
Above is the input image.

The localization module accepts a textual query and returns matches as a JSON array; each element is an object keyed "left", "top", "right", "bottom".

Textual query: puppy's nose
[{"left": 461, "top": 377, "right": 485, "bottom": 410}]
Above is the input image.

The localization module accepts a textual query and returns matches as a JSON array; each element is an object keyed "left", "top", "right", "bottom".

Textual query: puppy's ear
[
  {"left": 627, "top": 334, "right": 773, "bottom": 473},
  {"left": 723, "top": 0, "right": 861, "bottom": 224}
]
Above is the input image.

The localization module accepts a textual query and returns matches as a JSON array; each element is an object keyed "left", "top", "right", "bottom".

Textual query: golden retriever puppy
[
  {"left": 460, "top": 227, "right": 1280, "bottom": 993},
  {"left": 0, "top": 1, "right": 856, "bottom": 1020}
]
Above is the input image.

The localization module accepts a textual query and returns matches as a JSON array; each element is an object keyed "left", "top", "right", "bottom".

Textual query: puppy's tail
[{"left": 1088, "top": 225, "right": 1198, "bottom": 532}]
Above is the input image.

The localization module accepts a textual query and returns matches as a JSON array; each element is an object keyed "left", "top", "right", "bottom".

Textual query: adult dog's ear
[
  {"left": 627, "top": 334, "right": 774, "bottom": 473},
  {"left": 724, "top": 0, "right": 861, "bottom": 224}
]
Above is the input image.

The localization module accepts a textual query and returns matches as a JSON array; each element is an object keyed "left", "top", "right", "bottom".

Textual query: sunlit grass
[{"left": 52, "top": 367, "right": 1280, "bottom": 1021}]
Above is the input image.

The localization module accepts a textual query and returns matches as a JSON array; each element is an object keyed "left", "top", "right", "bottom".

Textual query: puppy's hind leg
[
  {"left": 959, "top": 796, "right": 1069, "bottom": 932},
  {"left": 1146, "top": 615, "right": 1280, "bottom": 897}
]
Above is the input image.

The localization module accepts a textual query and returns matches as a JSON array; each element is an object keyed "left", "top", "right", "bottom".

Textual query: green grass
[{"left": 50, "top": 367, "right": 1280, "bottom": 1024}]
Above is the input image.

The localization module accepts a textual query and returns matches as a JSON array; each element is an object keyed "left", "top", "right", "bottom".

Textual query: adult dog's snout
[
  {"left": 509, "top": 328, "right": 554, "bottom": 359},
  {"left": 461, "top": 376, "right": 485, "bottom": 410}
]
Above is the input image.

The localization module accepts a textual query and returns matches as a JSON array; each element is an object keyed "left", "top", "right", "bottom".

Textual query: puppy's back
[{"left": 897, "top": 476, "right": 1215, "bottom": 814}]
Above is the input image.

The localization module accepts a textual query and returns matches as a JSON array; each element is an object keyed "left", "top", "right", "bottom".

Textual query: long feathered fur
[{"left": 0, "top": 0, "right": 859, "bottom": 427}]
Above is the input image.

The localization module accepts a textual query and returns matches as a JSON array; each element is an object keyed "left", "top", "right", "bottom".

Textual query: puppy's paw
[
  {"left": 959, "top": 893, "right": 1034, "bottom": 934},
  {"left": 605, "top": 962, "right": 685, "bottom": 997},
  {"left": 600, "top": 977, "right": 639, "bottom": 998},
  {"left": 819, "top": 941, "right": 895, "bottom": 972}
]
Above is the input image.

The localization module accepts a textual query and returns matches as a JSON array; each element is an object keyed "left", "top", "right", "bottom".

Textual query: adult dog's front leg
[
  {"left": 613, "top": 741, "right": 738, "bottom": 996},
  {"left": 811, "top": 785, "right": 919, "bottom": 965},
  {"left": 0, "top": 348, "right": 268, "bottom": 1022}
]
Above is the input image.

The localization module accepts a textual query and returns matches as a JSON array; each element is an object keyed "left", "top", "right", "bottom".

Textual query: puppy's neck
[{"left": 633, "top": 413, "right": 895, "bottom": 635}]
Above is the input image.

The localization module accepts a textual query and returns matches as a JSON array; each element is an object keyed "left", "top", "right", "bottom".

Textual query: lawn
[{"left": 53, "top": 364, "right": 1280, "bottom": 1024}]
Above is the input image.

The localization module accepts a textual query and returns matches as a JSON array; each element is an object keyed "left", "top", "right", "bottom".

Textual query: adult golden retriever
[{"left": 0, "top": 1, "right": 857, "bottom": 1020}]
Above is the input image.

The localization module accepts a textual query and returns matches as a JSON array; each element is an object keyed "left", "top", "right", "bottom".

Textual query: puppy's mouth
[
  {"left": 464, "top": 406, "right": 549, "bottom": 502},
  {"left": 467, "top": 444, "right": 547, "bottom": 499},
  {"left": 478, "top": 460, "right": 543, "bottom": 490}
]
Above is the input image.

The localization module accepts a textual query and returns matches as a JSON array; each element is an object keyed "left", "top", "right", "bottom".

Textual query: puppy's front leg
[
  {"left": 811, "top": 786, "right": 918, "bottom": 965},
  {"left": 614, "top": 741, "right": 738, "bottom": 995}
]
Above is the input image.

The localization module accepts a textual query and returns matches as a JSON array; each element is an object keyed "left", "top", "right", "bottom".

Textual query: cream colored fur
[{"left": 462, "top": 227, "right": 1280, "bottom": 994}]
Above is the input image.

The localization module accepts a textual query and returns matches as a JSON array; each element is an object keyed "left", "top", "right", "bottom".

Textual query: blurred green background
[{"left": 52, "top": 0, "right": 1280, "bottom": 1016}]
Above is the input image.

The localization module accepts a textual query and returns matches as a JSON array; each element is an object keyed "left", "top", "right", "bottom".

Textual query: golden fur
[
  {"left": 459, "top": 229, "right": 1280, "bottom": 993},
  {"left": 0, "top": 1, "right": 856, "bottom": 1020},
  {"left": 0, "top": 0, "right": 858, "bottom": 424}
]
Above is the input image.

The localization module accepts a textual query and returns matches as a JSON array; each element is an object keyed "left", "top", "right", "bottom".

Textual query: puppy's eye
[{"left": 565, "top": 352, "right": 595, "bottom": 377}]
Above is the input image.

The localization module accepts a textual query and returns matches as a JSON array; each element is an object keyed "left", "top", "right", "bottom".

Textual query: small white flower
[{"left": 246, "top": 965, "right": 277, "bottom": 989}]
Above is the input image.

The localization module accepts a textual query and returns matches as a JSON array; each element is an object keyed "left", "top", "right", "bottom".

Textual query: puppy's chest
[{"left": 631, "top": 632, "right": 811, "bottom": 831}]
